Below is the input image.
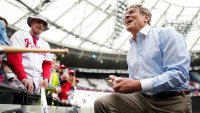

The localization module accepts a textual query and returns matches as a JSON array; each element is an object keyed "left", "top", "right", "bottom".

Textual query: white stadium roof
[{"left": 1, "top": 0, "right": 200, "bottom": 55}]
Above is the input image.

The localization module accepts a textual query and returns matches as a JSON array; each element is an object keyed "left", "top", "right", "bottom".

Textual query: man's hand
[
  {"left": 21, "top": 79, "right": 34, "bottom": 93},
  {"left": 107, "top": 75, "right": 125, "bottom": 86},
  {"left": 113, "top": 79, "right": 142, "bottom": 93},
  {"left": 107, "top": 75, "right": 142, "bottom": 93},
  {"left": 107, "top": 75, "right": 117, "bottom": 86},
  {"left": 41, "top": 78, "right": 48, "bottom": 89}
]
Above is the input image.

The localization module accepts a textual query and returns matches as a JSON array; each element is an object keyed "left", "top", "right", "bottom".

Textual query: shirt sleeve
[
  {"left": 0, "top": 20, "right": 10, "bottom": 46},
  {"left": 42, "top": 60, "right": 52, "bottom": 80},
  {"left": 7, "top": 53, "right": 27, "bottom": 81},
  {"left": 7, "top": 31, "right": 27, "bottom": 81}
]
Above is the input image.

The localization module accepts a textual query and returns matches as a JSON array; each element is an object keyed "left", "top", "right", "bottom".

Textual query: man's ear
[{"left": 144, "top": 15, "right": 150, "bottom": 24}]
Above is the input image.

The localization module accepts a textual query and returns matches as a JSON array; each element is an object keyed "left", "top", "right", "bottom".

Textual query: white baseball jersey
[{"left": 10, "top": 30, "right": 52, "bottom": 92}]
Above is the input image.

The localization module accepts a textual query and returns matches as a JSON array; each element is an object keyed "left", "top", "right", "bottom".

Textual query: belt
[{"left": 141, "top": 90, "right": 190, "bottom": 100}]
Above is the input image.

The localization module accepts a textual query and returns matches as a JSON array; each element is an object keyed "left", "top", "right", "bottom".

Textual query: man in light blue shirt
[
  {"left": 0, "top": 17, "right": 16, "bottom": 83},
  {"left": 0, "top": 17, "right": 10, "bottom": 46},
  {"left": 94, "top": 3, "right": 192, "bottom": 113}
]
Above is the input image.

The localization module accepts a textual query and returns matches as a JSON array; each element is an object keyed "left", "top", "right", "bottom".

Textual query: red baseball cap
[
  {"left": 59, "top": 64, "right": 66, "bottom": 69},
  {"left": 68, "top": 69, "right": 76, "bottom": 75}
]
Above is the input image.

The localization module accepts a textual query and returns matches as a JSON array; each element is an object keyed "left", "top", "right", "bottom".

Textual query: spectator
[
  {"left": 0, "top": 17, "right": 14, "bottom": 83},
  {"left": 57, "top": 63, "right": 66, "bottom": 82},
  {"left": 94, "top": 3, "right": 191, "bottom": 113},
  {"left": 47, "top": 54, "right": 60, "bottom": 106},
  {"left": 0, "top": 16, "right": 10, "bottom": 46},
  {"left": 58, "top": 72, "right": 72, "bottom": 106},
  {"left": 66, "top": 69, "right": 78, "bottom": 105},
  {"left": 68, "top": 69, "right": 76, "bottom": 89},
  {"left": 58, "top": 64, "right": 66, "bottom": 76},
  {"left": 7, "top": 15, "right": 51, "bottom": 94},
  {"left": 49, "top": 54, "right": 60, "bottom": 88}
]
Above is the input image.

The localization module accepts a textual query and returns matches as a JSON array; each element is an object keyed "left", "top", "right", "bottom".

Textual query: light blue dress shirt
[
  {"left": 127, "top": 25, "right": 191, "bottom": 95},
  {"left": 0, "top": 20, "right": 10, "bottom": 46}
]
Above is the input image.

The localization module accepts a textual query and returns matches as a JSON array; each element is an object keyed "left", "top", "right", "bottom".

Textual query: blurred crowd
[{"left": 46, "top": 53, "right": 79, "bottom": 106}]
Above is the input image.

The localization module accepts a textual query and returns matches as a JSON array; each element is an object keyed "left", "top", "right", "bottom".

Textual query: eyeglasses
[
  {"left": 125, "top": 8, "right": 138, "bottom": 16},
  {"left": 69, "top": 73, "right": 75, "bottom": 75},
  {"left": 125, "top": 8, "right": 148, "bottom": 16}
]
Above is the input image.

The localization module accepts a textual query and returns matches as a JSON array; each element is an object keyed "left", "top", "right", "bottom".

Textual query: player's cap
[{"left": 27, "top": 15, "right": 49, "bottom": 31}]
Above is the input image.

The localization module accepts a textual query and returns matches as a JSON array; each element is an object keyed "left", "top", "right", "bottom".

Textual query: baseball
[{"left": 113, "top": 77, "right": 122, "bottom": 85}]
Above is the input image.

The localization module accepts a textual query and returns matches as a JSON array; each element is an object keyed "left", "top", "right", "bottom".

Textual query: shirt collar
[
  {"left": 31, "top": 34, "right": 39, "bottom": 40},
  {"left": 139, "top": 25, "right": 151, "bottom": 37},
  {"left": 129, "top": 25, "right": 151, "bottom": 44}
]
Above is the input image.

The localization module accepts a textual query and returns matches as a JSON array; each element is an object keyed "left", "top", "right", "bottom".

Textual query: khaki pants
[{"left": 94, "top": 92, "right": 192, "bottom": 113}]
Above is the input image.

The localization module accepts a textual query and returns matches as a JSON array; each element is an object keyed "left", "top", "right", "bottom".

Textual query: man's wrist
[{"left": 6, "top": 72, "right": 15, "bottom": 81}]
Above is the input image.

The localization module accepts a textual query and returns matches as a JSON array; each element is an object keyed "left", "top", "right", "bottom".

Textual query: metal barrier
[
  {"left": 0, "top": 83, "right": 80, "bottom": 113},
  {"left": 0, "top": 83, "right": 27, "bottom": 112}
]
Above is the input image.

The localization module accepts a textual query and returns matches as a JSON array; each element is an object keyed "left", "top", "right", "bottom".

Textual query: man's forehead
[
  {"left": 126, "top": 7, "right": 138, "bottom": 11},
  {"left": 125, "top": 8, "right": 140, "bottom": 15}
]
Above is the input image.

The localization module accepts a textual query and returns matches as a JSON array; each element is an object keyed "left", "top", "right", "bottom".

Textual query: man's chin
[
  {"left": 126, "top": 26, "right": 133, "bottom": 32},
  {"left": 34, "top": 31, "right": 42, "bottom": 35}
]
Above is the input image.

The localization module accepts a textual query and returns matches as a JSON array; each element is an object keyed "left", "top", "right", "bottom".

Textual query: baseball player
[{"left": 7, "top": 15, "right": 52, "bottom": 93}]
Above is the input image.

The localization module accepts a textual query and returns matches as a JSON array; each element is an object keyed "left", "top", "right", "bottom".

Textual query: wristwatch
[{"left": 6, "top": 72, "right": 15, "bottom": 81}]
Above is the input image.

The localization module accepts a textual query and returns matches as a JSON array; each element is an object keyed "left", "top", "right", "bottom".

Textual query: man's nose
[
  {"left": 124, "top": 15, "right": 130, "bottom": 24},
  {"left": 124, "top": 13, "right": 131, "bottom": 19}
]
